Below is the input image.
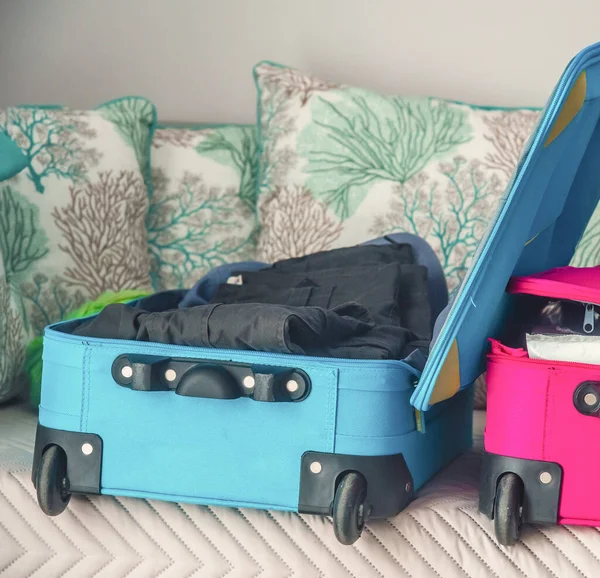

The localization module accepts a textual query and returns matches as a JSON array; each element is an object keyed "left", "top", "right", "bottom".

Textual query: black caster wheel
[
  {"left": 494, "top": 472, "right": 524, "bottom": 546},
  {"left": 333, "top": 471, "right": 367, "bottom": 545},
  {"left": 36, "top": 445, "right": 71, "bottom": 516}
]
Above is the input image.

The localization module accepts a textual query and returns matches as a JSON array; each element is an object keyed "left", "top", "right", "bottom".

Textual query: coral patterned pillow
[
  {"left": 0, "top": 98, "right": 155, "bottom": 402},
  {"left": 149, "top": 124, "right": 258, "bottom": 290},
  {"left": 254, "top": 61, "right": 545, "bottom": 292}
]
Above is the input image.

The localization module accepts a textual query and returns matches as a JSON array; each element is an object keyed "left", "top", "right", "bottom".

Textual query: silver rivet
[
  {"left": 584, "top": 392, "right": 598, "bottom": 406},
  {"left": 539, "top": 471, "right": 552, "bottom": 484},
  {"left": 286, "top": 379, "right": 299, "bottom": 393},
  {"left": 81, "top": 443, "right": 93, "bottom": 456},
  {"left": 310, "top": 461, "right": 322, "bottom": 474},
  {"left": 165, "top": 369, "right": 177, "bottom": 382},
  {"left": 121, "top": 365, "right": 133, "bottom": 379},
  {"left": 405, "top": 482, "right": 412, "bottom": 492},
  {"left": 243, "top": 375, "right": 255, "bottom": 389}
]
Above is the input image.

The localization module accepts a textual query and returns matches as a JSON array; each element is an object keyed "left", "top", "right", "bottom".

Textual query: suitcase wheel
[
  {"left": 36, "top": 445, "right": 71, "bottom": 516},
  {"left": 333, "top": 471, "right": 368, "bottom": 545},
  {"left": 494, "top": 472, "right": 524, "bottom": 546}
]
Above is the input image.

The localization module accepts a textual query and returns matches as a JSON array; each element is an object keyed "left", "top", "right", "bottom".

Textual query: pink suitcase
[{"left": 480, "top": 266, "right": 600, "bottom": 544}]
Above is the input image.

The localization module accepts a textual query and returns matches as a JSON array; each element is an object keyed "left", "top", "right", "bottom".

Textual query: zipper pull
[{"left": 584, "top": 303, "right": 595, "bottom": 334}]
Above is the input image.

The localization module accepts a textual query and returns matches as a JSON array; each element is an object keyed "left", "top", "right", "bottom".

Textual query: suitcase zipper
[{"left": 583, "top": 303, "right": 595, "bottom": 334}]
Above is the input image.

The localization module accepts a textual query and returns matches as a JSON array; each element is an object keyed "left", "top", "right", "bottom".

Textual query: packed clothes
[
  {"left": 179, "top": 242, "right": 416, "bottom": 307},
  {"left": 74, "top": 242, "right": 433, "bottom": 360}
]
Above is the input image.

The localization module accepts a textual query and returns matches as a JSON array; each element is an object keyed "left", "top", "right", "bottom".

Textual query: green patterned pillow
[
  {"left": 149, "top": 124, "right": 258, "bottom": 290},
  {"left": 253, "top": 61, "right": 550, "bottom": 291},
  {"left": 0, "top": 97, "right": 156, "bottom": 402}
]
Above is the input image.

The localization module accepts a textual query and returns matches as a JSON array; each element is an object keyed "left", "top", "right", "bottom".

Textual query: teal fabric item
[{"left": 0, "top": 131, "right": 27, "bottom": 181}]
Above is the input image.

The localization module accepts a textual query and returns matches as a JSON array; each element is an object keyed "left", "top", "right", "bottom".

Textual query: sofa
[{"left": 1, "top": 62, "right": 600, "bottom": 577}]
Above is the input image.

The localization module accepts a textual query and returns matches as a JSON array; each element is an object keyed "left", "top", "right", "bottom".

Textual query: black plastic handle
[{"left": 111, "top": 354, "right": 310, "bottom": 403}]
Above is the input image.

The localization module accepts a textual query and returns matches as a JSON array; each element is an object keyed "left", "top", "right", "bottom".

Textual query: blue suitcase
[{"left": 32, "top": 233, "right": 474, "bottom": 545}]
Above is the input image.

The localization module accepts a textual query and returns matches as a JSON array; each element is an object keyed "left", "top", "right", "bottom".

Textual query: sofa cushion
[
  {"left": 149, "top": 124, "right": 258, "bottom": 290},
  {"left": 0, "top": 98, "right": 156, "bottom": 402}
]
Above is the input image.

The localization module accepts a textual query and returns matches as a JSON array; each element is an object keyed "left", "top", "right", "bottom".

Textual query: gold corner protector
[
  {"left": 429, "top": 339, "right": 461, "bottom": 405},
  {"left": 545, "top": 71, "right": 587, "bottom": 147}
]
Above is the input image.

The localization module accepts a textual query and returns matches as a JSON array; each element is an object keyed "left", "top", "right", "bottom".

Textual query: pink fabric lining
[{"left": 508, "top": 265, "right": 600, "bottom": 304}]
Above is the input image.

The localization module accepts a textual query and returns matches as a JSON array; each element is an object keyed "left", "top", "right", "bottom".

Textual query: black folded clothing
[
  {"left": 212, "top": 263, "right": 431, "bottom": 340},
  {"left": 211, "top": 283, "right": 332, "bottom": 308},
  {"left": 73, "top": 242, "right": 433, "bottom": 361},
  {"left": 73, "top": 301, "right": 424, "bottom": 359},
  {"left": 263, "top": 242, "right": 415, "bottom": 273}
]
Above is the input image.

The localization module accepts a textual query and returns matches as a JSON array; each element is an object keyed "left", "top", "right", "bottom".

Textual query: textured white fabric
[
  {"left": 526, "top": 332, "right": 600, "bottom": 365},
  {"left": 2, "top": 407, "right": 600, "bottom": 577}
]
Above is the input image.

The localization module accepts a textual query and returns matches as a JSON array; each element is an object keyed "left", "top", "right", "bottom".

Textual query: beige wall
[{"left": 0, "top": 0, "right": 598, "bottom": 122}]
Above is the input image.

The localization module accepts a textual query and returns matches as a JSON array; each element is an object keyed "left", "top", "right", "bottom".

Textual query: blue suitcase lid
[{"left": 412, "top": 41, "right": 600, "bottom": 411}]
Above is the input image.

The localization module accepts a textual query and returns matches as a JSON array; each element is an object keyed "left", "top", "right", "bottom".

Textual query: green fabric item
[
  {"left": 27, "top": 289, "right": 150, "bottom": 408},
  {"left": 0, "top": 130, "right": 27, "bottom": 181}
]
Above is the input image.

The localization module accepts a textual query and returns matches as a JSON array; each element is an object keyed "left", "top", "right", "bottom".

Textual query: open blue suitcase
[
  {"left": 32, "top": 231, "right": 474, "bottom": 545},
  {"left": 34, "top": 36, "right": 600, "bottom": 543}
]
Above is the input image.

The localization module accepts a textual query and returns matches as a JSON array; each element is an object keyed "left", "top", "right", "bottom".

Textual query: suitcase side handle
[{"left": 111, "top": 354, "right": 311, "bottom": 403}]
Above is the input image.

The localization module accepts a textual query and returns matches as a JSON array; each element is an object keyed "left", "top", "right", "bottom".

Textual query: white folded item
[{"left": 526, "top": 333, "right": 600, "bottom": 365}]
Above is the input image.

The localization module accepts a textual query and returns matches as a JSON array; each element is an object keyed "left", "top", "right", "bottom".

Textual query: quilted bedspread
[{"left": 2, "top": 405, "right": 600, "bottom": 578}]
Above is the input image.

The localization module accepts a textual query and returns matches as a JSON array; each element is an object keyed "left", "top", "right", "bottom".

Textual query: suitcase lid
[{"left": 411, "top": 42, "right": 600, "bottom": 411}]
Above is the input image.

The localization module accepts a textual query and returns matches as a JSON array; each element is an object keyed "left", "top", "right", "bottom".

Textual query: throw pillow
[
  {"left": 0, "top": 97, "right": 156, "bottom": 402},
  {"left": 254, "top": 61, "right": 546, "bottom": 293},
  {"left": 149, "top": 123, "right": 258, "bottom": 290}
]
